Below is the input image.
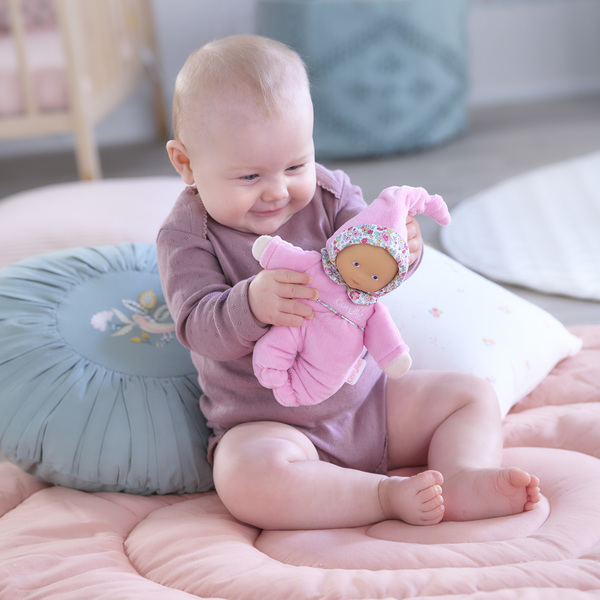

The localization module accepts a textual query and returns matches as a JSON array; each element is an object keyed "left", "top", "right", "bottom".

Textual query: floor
[{"left": 1, "top": 95, "right": 599, "bottom": 326}]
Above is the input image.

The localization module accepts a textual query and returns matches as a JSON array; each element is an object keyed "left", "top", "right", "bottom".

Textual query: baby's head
[
  {"left": 167, "top": 34, "right": 317, "bottom": 235},
  {"left": 171, "top": 34, "right": 310, "bottom": 145}
]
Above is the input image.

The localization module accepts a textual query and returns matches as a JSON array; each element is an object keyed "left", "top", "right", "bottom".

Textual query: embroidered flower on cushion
[
  {"left": 90, "top": 288, "right": 176, "bottom": 347},
  {"left": 90, "top": 310, "right": 115, "bottom": 332}
]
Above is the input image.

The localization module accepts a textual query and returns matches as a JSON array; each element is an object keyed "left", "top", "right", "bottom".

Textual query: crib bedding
[
  {"left": 0, "top": 29, "right": 67, "bottom": 116},
  {"left": 0, "top": 324, "right": 599, "bottom": 599}
]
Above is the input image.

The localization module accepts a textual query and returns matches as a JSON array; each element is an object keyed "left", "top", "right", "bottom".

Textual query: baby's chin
[{"left": 245, "top": 213, "right": 296, "bottom": 236}]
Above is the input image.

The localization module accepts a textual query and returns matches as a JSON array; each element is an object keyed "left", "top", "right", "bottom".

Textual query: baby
[{"left": 157, "top": 34, "right": 541, "bottom": 530}]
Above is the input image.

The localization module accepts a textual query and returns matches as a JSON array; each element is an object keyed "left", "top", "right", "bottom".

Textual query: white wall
[
  {"left": 468, "top": 0, "right": 600, "bottom": 105},
  {"left": 1, "top": 0, "right": 599, "bottom": 157}
]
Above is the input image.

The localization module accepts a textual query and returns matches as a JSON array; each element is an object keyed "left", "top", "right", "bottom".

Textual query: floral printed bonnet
[{"left": 321, "top": 186, "right": 451, "bottom": 305}]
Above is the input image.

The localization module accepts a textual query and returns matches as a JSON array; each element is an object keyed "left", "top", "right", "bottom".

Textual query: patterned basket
[{"left": 257, "top": 0, "right": 468, "bottom": 159}]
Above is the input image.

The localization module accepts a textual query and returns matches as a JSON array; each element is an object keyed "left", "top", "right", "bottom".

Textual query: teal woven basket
[{"left": 257, "top": 0, "right": 468, "bottom": 159}]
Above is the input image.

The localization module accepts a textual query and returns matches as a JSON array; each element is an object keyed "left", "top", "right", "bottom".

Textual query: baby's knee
[
  {"left": 212, "top": 421, "right": 318, "bottom": 521},
  {"left": 461, "top": 375, "right": 500, "bottom": 411},
  {"left": 448, "top": 373, "right": 500, "bottom": 412}
]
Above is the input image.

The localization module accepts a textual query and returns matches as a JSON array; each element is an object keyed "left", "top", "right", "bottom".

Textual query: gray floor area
[{"left": 1, "top": 95, "right": 599, "bottom": 326}]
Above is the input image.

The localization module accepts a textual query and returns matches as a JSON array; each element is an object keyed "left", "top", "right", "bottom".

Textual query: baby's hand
[
  {"left": 406, "top": 215, "right": 423, "bottom": 266},
  {"left": 249, "top": 269, "right": 319, "bottom": 327}
]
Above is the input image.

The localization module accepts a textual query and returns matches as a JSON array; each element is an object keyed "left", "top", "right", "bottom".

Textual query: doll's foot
[
  {"left": 257, "top": 367, "right": 287, "bottom": 390},
  {"left": 273, "top": 385, "right": 304, "bottom": 408},
  {"left": 378, "top": 470, "right": 445, "bottom": 525},
  {"left": 383, "top": 353, "right": 412, "bottom": 379},
  {"left": 441, "top": 468, "right": 541, "bottom": 521}
]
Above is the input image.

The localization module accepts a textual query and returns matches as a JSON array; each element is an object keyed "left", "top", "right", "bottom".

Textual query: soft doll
[{"left": 252, "top": 185, "right": 451, "bottom": 407}]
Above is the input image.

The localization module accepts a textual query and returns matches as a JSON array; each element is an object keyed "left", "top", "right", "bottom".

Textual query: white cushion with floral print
[
  {"left": 382, "top": 246, "right": 582, "bottom": 417},
  {"left": 0, "top": 243, "right": 213, "bottom": 494}
]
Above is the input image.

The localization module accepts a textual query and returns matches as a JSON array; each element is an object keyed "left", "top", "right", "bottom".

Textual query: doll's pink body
[
  {"left": 252, "top": 236, "right": 409, "bottom": 406},
  {"left": 252, "top": 185, "right": 450, "bottom": 407}
]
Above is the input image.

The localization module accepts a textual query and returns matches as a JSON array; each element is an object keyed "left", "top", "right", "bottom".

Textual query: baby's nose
[{"left": 262, "top": 178, "right": 288, "bottom": 202}]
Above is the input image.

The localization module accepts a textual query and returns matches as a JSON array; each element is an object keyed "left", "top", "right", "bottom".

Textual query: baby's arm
[{"left": 157, "top": 223, "right": 265, "bottom": 361}]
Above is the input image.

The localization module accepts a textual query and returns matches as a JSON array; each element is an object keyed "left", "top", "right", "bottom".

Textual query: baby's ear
[{"left": 166, "top": 140, "right": 195, "bottom": 185}]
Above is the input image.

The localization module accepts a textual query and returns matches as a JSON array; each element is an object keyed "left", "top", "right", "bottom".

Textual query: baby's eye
[
  {"left": 241, "top": 174, "right": 258, "bottom": 182},
  {"left": 371, "top": 275, "right": 379, "bottom": 281},
  {"left": 352, "top": 261, "right": 360, "bottom": 268},
  {"left": 286, "top": 164, "right": 303, "bottom": 172}
]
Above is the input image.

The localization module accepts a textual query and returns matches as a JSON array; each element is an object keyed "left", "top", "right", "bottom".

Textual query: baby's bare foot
[
  {"left": 378, "top": 470, "right": 444, "bottom": 525},
  {"left": 442, "top": 468, "right": 541, "bottom": 521}
]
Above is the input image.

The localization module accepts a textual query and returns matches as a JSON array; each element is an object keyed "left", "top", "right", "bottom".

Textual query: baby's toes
[
  {"left": 417, "top": 469, "right": 444, "bottom": 490},
  {"left": 417, "top": 482, "right": 443, "bottom": 504},
  {"left": 422, "top": 495, "right": 445, "bottom": 523},
  {"left": 525, "top": 478, "right": 542, "bottom": 509}
]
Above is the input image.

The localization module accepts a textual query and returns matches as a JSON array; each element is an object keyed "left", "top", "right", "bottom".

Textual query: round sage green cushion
[{"left": 0, "top": 243, "right": 213, "bottom": 494}]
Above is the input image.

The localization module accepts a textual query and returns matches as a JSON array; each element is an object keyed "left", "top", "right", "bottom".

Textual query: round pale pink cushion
[{"left": 0, "top": 177, "right": 183, "bottom": 267}]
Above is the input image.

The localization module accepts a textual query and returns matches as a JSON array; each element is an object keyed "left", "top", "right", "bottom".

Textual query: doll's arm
[
  {"left": 364, "top": 303, "right": 411, "bottom": 377},
  {"left": 253, "top": 235, "right": 321, "bottom": 271}
]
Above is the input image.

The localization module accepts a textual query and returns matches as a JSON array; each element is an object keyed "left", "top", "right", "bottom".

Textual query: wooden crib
[{"left": 0, "top": 0, "right": 167, "bottom": 180}]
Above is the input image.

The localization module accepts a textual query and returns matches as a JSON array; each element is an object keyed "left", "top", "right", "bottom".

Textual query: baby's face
[
  {"left": 183, "top": 91, "right": 316, "bottom": 235},
  {"left": 336, "top": 244, "right": 398, "bottom": 293}
]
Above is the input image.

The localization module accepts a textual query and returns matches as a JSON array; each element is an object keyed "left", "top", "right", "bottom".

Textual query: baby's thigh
[{"left": 385, "top": 371, "right": 495, "bottom": 467}]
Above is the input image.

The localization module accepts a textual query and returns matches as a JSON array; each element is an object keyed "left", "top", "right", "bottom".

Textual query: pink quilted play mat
[{"left": 1, "top": 325, "right": 599, "bottom": 599}]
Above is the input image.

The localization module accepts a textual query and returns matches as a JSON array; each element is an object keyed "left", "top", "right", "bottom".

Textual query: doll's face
[{"left": 335, "top": 244, "right": 398, "bottom": 293}]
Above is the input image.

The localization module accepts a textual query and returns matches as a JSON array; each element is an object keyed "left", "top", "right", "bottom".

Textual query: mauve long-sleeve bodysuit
[{"left": 157, "top": 164, "right": 421, "bottom": 474}]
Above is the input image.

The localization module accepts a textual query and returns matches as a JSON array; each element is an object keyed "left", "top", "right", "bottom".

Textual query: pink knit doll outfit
[{"left": 252, "top": 185, "right": 451, "bottom": 407}]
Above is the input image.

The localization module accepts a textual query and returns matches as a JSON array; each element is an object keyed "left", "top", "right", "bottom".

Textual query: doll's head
[
  {"left": 335, "top": 244, "right": 398, "bottom": 293},
  {"left": 321, "top": 222, "right": 409, "bottom": 305},
  {"left": 321, "top": 185, "right": 450, "bottom": 305}
]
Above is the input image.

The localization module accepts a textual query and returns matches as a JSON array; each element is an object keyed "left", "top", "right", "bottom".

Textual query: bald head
[{"left": 172, "top": 34, "right": 311, "bottom": 144}]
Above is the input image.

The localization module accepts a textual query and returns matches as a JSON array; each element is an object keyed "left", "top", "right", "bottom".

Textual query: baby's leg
[
  {"left": 213, "top": 421, "right": 444, "bottom": 530},
  {"left": 386, "top": 372, "right": 541, "bottom": 522}
]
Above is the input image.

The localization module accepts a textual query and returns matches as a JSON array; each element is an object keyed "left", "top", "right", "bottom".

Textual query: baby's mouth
[
  {"left": 251, "top": 202, "right": 288, "bottom": 217},
  {"left": 254, "top": 208, "right": 282, "bottom": 217}
]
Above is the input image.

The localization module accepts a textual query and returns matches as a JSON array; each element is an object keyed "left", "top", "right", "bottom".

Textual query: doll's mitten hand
[
  {"left": 384, "top": 353, "right": 412, "bottom": 379},
  {"left": 252, "top": 235, "right": 273, "bottom": 261}
]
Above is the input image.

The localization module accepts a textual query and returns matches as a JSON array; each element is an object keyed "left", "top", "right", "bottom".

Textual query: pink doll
[{"left": 252, "top": 185, "right": 451, "bottom": 407}]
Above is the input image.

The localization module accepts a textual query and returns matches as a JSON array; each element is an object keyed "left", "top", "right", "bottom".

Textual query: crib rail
[{"left": 0, "top": 0, "right": 166, "bottom": 180}]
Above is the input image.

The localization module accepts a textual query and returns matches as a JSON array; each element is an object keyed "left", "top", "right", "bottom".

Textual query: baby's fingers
[
  {"left": 285, "top": 281, "right": 320, "bottom": 303},
  {"left": 278, "top": 299, "right": 314, "bottom": 328},
  {"left": 274, "top": 269, "right": 318, "bottom": 301},
  {"left": 405, "top": 216, "right": 422, "bottom": 265}
]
